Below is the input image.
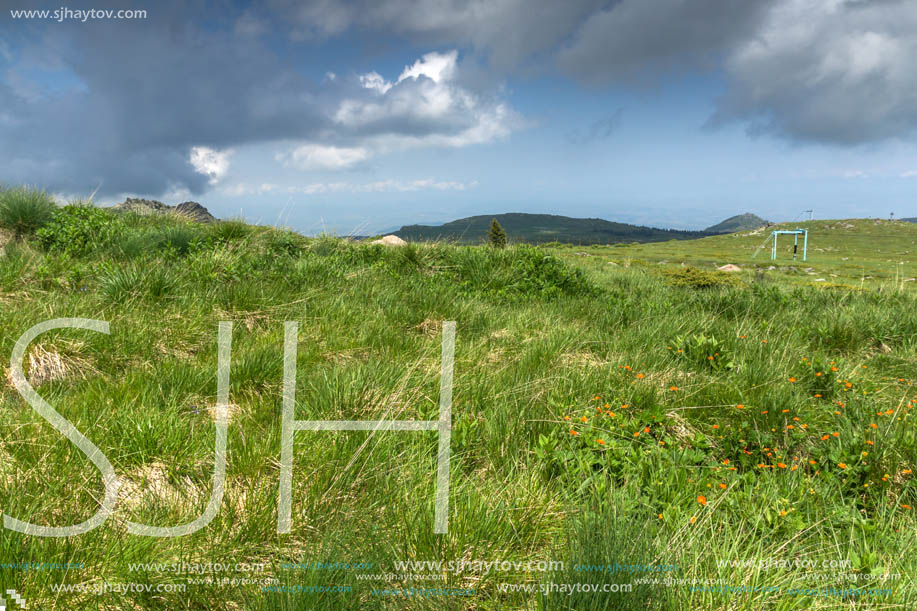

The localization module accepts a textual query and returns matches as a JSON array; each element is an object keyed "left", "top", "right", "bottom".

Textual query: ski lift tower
[{"left": 770, "top": 228, "right": 808, "bottom": 261}]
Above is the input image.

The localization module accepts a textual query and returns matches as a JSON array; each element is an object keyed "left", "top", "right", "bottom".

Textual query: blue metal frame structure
[{"left": 770, "top": 229, "right": 808, "bottom": 261}]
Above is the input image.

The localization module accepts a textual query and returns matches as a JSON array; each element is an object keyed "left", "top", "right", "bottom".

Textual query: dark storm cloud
[
  {"left": 556, "top": 0, "right": 770, "bottom": 85},
  {"left": 5, "top": 0, "right": 917, "bottom": 201},
  {"left": 265, "top": 0, "right": 614, "bottom": 69},
  {"left": 1, "top": 0, "right": 327, "bottom": 196},
  {"left": 711, "top": 0, "right": 917, "bottom": 145}
]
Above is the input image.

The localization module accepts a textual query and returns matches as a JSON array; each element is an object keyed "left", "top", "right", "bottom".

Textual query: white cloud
[
  {"left": 189, "top": 146, "right": 232, "bottom": 184},
  {"left": 359, "top": 71, "right": 391, "bottom": 94},
  {"left": 397, "top": 50, "right": 457, "bottom": 83},
  {"left": 239, "top": 178, "right": 479, "bottom": 195},
  {"left": 901, "top": 170, "right": 917, "bottom": 178},
  {"left": 277, "top": 143, "right": 371, "bottom": 170},
  {"left": 222, "top": 182, "right": 282, "bottom": 196},
  {"left": 334, "top": 50, "right": 518, "bottom": 153}
]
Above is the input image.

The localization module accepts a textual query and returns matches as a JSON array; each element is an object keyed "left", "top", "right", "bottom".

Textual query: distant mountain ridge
[
  {"left": 704, "top": 213, "right": 769, "bottom": 234},
  {"left": 394, "top": 212, "right": 712, "bottom": 245}
]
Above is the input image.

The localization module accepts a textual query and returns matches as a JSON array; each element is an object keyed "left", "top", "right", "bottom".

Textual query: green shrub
[
  {"left": 662, "top": 265, "right": 742, "bottom": 289},
  {"left": 0, "top": 187, "right": 56, "bottom": 236},
  {"left": 37, "top": 203, "right": 119, "bottom": 255}
]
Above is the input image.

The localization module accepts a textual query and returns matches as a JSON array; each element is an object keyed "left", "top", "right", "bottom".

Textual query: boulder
[
  {"left": 717, "top": 264, "right": 741, "bottom": 272},
  {"left": 370, "top": 235, "right": 407, "bottom": 246}
]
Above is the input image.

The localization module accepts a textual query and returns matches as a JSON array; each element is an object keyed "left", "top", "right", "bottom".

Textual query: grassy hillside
[
  {"left": 552, "top": 218, "right": 917, "bottom": 290},
  {"left": 704, "top": 213, "right": 768, "bottom": 234},
  {"left": 395, "top": 212, "right": 711, "bottom": 245},
  {"left": 1, "top": 189, "right": 916, "bottom": 609}
]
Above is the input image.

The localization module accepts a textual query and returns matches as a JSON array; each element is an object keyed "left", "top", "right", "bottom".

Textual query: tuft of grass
[{"left": 0, "top": 186, "right": 56, "bottom": 236}]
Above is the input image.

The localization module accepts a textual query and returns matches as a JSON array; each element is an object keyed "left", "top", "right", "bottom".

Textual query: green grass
[
  {"left": 0, "top": 186, "right": 57, "bottom": 236},
  {"left": 551, "top": 218, "right": 917, "bottom": 290},
  {"left": 0, "top": 205, "right": 915, "bottom": 609}
]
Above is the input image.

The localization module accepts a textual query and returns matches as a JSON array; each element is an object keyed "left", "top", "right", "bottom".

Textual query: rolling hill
[
  {"left": 395, "top": 212, "right": 711, "bottom": 245},
  {"left": 704, "top": 212, "right": 769, "bottom": 234}
]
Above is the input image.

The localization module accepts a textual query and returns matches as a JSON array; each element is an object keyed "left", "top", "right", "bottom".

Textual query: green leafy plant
[
  {"left": 37, "top": 203, "right": 119, "bottom": 255},
  {"left": 670, "top": 332, "right": 735, "bottom": 371}
]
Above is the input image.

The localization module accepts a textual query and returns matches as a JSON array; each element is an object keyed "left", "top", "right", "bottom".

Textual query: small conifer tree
[{"left": 488, "top": 218, "right": 507, "bottom": 248}]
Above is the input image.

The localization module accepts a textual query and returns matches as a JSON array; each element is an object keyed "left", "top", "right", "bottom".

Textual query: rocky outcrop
[
  {"left": 174, "top": 201, "right": 216, "bottom": 223},
  {"left": 110, "top": 198, "right": 216, "bottom": 223}
]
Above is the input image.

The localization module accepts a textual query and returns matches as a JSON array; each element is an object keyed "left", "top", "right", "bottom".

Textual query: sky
[{"left": 3, "top": 0, "right": 917, "bottom": 234}]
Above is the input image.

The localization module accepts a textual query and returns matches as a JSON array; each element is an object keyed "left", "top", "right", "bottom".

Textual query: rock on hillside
[
  {"left": 110, "top": 198, "right": 216, "bottom": 223},
  {"left": 370, "top": 235, "right": 407, "bottom": 246}
]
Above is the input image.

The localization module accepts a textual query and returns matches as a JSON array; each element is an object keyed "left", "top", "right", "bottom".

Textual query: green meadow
[{"left": 1, "top": 188, "right": 916, "bottom": 609}]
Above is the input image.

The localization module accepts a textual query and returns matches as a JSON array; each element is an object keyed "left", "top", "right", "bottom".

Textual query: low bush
[
  {"left": 37, "top": 203, "right": 120, "bottom": 255},
  {"left": 662, "top": 265, "right": 742, "bottom": 289}
]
